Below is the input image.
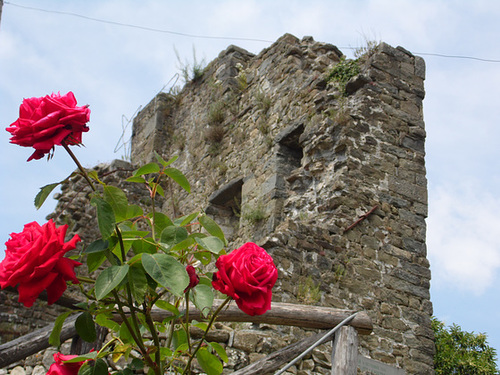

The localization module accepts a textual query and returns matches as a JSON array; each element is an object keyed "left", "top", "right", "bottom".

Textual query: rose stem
[
  {"left": 182, "top": 297, "right": 232, "bottom": 374},
  {"left": 61, "top": 141, "right": 96, "bottom": 192}
]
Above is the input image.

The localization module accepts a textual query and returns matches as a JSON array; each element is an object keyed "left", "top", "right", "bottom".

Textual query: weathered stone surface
[{"left": 1, "top": 34, "right": 433, "bottom": 375}]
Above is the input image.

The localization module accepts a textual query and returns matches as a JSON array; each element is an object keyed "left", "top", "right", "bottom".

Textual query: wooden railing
[{"left": 0, "top": 290, "right": 373, "bottom": 374}]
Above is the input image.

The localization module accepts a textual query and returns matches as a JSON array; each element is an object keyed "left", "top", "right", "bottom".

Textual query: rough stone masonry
[{"left": 0, "top": 33, "right": 433, "bottom": 374}]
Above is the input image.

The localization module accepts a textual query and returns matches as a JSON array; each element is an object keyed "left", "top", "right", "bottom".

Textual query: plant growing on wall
[
  {"left": 326, "top": 58, "right": 360, "bottom": 96},
  {"left": 0, "top": 92, "right": 279, "bottom": 375}
]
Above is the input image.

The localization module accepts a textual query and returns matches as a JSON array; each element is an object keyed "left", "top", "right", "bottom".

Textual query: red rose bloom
[
  {"left": 6, "top": 91, "right": 90, "bottom": 161},
  {"left": 185, "top": 265, "right": 200, "bottom": 292},
  {"left": 0, "top": 220, "right": 82, "bottom": 307},
  {"left": 212, "top": 242, "right": 278, "bottom": 316},
  {"left": 47, "top": 353, "right": 84, "bottom": 375}
]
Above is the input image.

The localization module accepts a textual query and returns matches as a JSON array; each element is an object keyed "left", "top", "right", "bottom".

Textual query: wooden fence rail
[{"left": 0, "top": 291, "right": 373, "bottom": 372}]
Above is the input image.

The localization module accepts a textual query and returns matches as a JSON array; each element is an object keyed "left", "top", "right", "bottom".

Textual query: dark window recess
[
  {"left": 275, "top": 122, "right": 304, "bottom": 172},
  {"left": 206, "top": 177, "right": 243, "bottom": 240}
]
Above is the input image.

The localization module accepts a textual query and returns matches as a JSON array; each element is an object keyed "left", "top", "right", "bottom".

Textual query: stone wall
[
  {"left": 1, "top": 33, "right": 433, "bottom": 374},
  {"left": 130, "top": 33, "right": 433, "bottom": 373}
]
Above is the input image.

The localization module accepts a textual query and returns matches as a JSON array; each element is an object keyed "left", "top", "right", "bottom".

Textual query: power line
[
  {"left": 5, "top": 1, "right": 500, "bottom": 63},
  {"left": 4, "top": 1, "right": 274, "bottom": 43}
]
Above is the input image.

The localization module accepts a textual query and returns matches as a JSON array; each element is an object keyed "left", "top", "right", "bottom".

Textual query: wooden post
[{"left": 331, "top": 325, "right": 358, "bottom": 375}]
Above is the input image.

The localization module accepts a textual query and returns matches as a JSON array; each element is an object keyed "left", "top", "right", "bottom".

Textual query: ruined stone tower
[
  {"left": 0, "top": 34, "right": 432, "bottom": 374},
  {"left": 130, "top": 34, "right": 432, "bottom": 373}
]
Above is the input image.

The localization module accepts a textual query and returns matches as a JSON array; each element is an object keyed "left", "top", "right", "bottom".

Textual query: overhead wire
[{"left": 4, "top": 1, "right": 500, "bottom": 63}]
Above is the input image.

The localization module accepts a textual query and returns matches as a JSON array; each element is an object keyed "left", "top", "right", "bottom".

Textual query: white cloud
[{"left": 428, "top": 181, "right": 500, "bottom": 294}]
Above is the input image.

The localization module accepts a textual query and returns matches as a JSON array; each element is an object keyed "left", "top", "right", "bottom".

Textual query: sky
[{"left": 1, "top": 0, "right": 500, "bottom": 360}]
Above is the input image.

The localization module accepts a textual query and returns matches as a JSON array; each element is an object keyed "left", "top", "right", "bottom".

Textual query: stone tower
[{"left": 131, "top": 34, "right": 432, "bottom": 373}]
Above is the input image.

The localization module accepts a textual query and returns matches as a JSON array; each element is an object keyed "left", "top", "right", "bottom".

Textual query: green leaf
[
  {"left": 119, "top": 320, "right": 135, "bottom": 344},
  {"left": 87, "top": 252, "right": 107, "bottom": 273},
  {"left": 209, "top": 342, "right": 228, "bottom": 363},
  {"left": 192, "top": 284, "right": 214, "bottom": 317},
  {"left": 154, "top": 152, "right": 178, "bottom": 167},
  {"left": 155, "top": 183, "right": 165, "bottom": 197},
  {"left": 84, "top": 239, "right": 109, "bottom": 254},
  {"left": 103, "top": 186, "right": 129, "bottom": 222},
  {"left": 90, "top": 197, "right": 116, "bottom": 239},
  {"left": 141, "top": 253, "right": 189, "bottom": 296},
  {"left": 175, "top": 212, "right": 199, "bottom": 227},
  {"left": 78, "top": 358, "right": 108, "bottom": 375},
  {"left": 34, "top": 182, "right": 60, "bottom": 210},
  {"left": 195, "top": 236, "right": 224, "bottom": 254},
  {"left": 199, "top": 215, "right": 227, "bottom": 245},
  {"left": 75, "top": 311, "right": 97, "bottom": 343},
  {"left": 95, "top": 313, "right": 120, "bottom": 331},
  {"left": 196, "top": 347, "right": 223, "bottom": 375},
  {"left": 95, "top": 265, "right": 130, "bottom": 300},
  {"left": 160, "top": 226, "right": 188, "bottom": 247},
  {"left": 125, "top": 176, "right": 146, "bottom": 183},
  {"left": 155, "top": 300, "right": 180, "bottom": 316},
  {"left": 164, "top": 167, "right": 190, "bottom": 193},
  {"left": 194, "top": 251, "right": 212, "bottom": 265},
  {"left": 134, "top": 162, "right": 160, "bottom": 176},
  {"left": 147, "top": 212, "right": 173, "bottom": 239},
  {"left": 125, "top": 204, "right": 143, "bottom": 220},
  {"left": 49, "top": 311, "right": 73, "bottom": 347},
  {"left": 128, "top": 265, "right": 148, "bottom": 304},
  {"left": 131, "top": 239, "right": 157, "bottom": 255},
  {"left": 64, "top": 352, "right": 98, "bottom": 362},
  {"left": 170, "top": 237, "right": 195, "bottom": 253}
]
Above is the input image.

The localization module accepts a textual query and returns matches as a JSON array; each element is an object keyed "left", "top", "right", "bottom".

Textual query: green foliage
[
  {"left": 175, "top": 46, "right": 206, "bottom": 83},
  {"left": 242, "top": 204, "right": 266, "bottom": 225},
  {"left": 326, "top": 58, "right": 360, "bottom": 95},
  {"left": 432, "top": 317, "right": 499, "bottom": 374},
  {"left": 255, "top": 90, "right": 272, "bottom": 114},
  {"left": 297, "top": 276, "right": 321, "bottom": 305}
]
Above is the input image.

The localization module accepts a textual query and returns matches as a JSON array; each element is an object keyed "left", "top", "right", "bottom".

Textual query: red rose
[
  {"left": 47, "top": 353, "right": 85, "bottom": 375},
  {"left": 6, "top": 91, "right": 90, "bottom": 161},
  {"left": 212, "top": 242, "right": 278, "bottom": 316},
  {"left": 0, "top": 220, "right": 82, "bottom": 307},
  {"left": 185, "top": 265, "right": 200, "bottom": 292}
]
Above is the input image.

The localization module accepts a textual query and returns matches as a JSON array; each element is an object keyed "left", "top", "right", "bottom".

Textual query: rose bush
[
  {"left": 6, "top": 91, "right": 90, "bottom": 161},
  {"left": 0, "top": 219, "right": 81, "bottom": 307},
  {"left": 47, "top": 353, "right": 86, "bottom": 375},
  {"left": 212, "top": 242, "right": 278, "bottom": 316},
  {"left": 2, "top": 92, "right": 278, "bottom": 375}
]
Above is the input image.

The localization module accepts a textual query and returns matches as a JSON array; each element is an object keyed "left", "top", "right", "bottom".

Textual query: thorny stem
[
  {"left": 61, "top": 141, "right": 96, "bottom": 192},
  {"left": 111, "top": 290, "right": 157, "bottom": 373},
  {"left": 182, "top": 297, "right": 232, "bottom": 375}
]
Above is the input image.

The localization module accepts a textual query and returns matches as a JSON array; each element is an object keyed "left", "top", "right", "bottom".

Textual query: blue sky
[{"left": 1, "top": 0, "right": 500, "bottom": 359}]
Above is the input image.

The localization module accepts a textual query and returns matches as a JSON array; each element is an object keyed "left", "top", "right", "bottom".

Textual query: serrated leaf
[
  {"left": 84, "top": 239, "right": 109, "bottom": 254},
  {"left": 103, "top": 186, "right": 129, "bottom": 222},
  {"left": 164, "top": 167, "right": 190, "bottom": 193},
  {"left": 90, "top": 197, "right": 115, "bottom": 239},
  {"left": 196, "top": 347, "right": 223, "bottom": 375},
  {"left": 34, "top": 182, "right": 60, "bottom": 210},
  {"left": 192, "top": 284, "right": 214, "bottom": 317},
  {"left": 134, "top": 162, "right": 160, "bottom": 176},
  {"left": 49, "top": 311, "right": 73, "bottom": 347},
  {"left": 78, "top": 358, "right": 108, "bottom": 375},
  {"left": 199, "top": 215, "right": 227, "bottom": 245},
  {"left": 142, "top": 253, "right": 188, "bottom": 296},
  {"left": 154, "top": 152, "right": 178, "bottom": 167},
  {"left": 76, "top": 311, "right": 97, "bottom": 343},
  {"left": 95, "top": 265, "right": 129, "bottom": 300},
  {"left": 160, "top": 226, "right": 188, "bottom": 247},
  {"left": 194, "top": 251, "right": 212, "bottom": 265},
  {"left": 170, "top": 237, "right": 195, "bottom": 253},
  {"left": 195, "top": 236, "right": 224, "bottom": 254}
]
